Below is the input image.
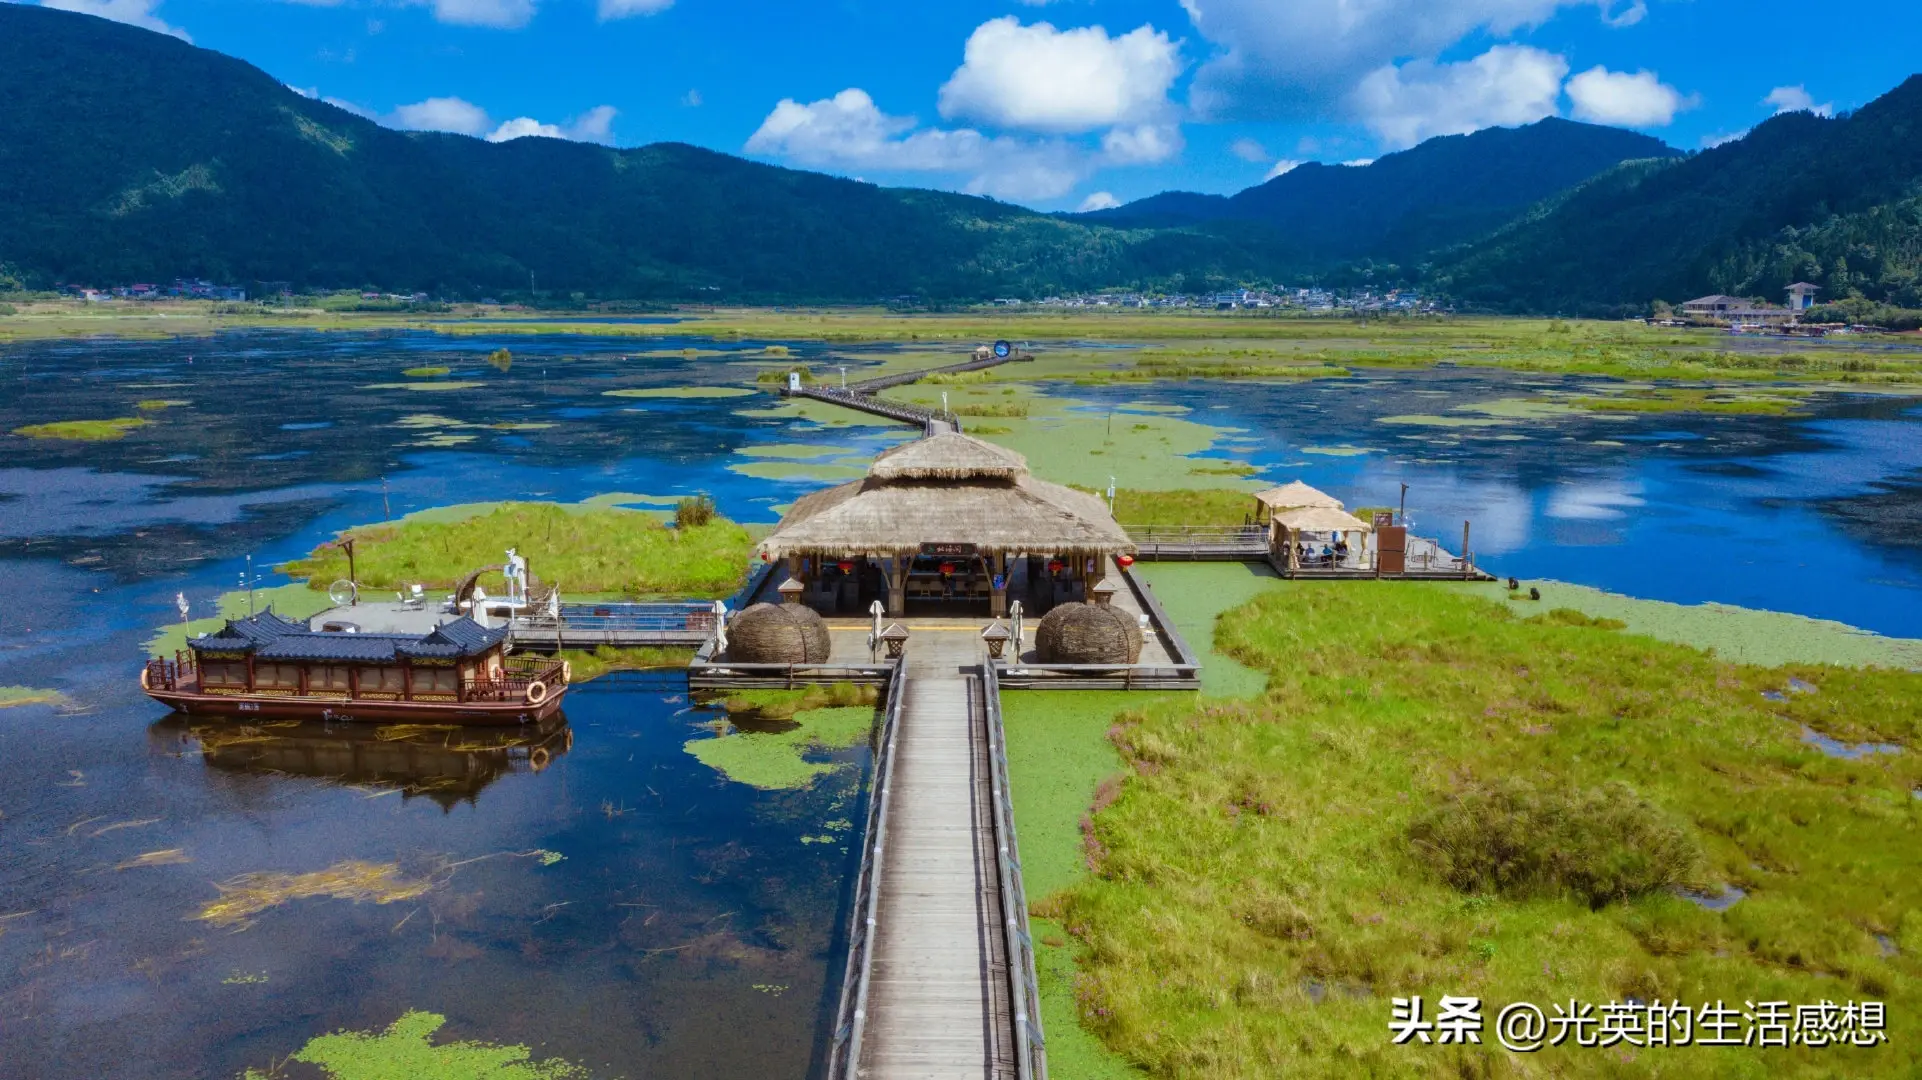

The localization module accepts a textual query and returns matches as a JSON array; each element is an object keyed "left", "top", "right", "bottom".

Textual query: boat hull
[{"left": 141, "top": 688, "right": 566, "bottom": 725}]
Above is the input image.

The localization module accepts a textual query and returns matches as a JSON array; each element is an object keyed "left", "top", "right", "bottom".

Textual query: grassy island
[
  {"left": 281, "top": 501, "right": 754, "bottom": 599},
  {"left": 11, "top": 416, "right": 150, "bottom": 440},
  {"left": 1012, "top": 578, "right": 1921, "bottom": 1079}
]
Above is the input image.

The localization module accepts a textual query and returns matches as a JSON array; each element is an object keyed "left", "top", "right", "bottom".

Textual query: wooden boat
[{"left": 141, "top": 611, "right": 568, "bottom": 725}]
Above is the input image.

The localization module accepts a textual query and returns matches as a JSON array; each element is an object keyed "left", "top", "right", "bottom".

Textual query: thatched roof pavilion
[
  {"left": 762, "top": 431, "right": 1134, "bottom": 615},
  {"left": 1253, "top": 481, "right": 1344, "bottom": 521}
]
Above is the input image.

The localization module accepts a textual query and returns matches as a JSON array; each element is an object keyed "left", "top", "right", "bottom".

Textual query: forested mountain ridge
[
  {"left": 0, "top": 5, "right": 1285, "bottom": 300},
  {"left": 1073, "top": 120, "right": 1680, "bottom": 264},
  {"left": 1435, "top": 76, "right": 1922, "bottom": 314}
]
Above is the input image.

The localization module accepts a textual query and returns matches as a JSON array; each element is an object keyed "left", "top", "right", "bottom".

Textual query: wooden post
[
  {"left": 402, "top": 660, "right": 413, "bottom": 701},
  {"left": 991, "top": 551, "right": 1008, "bottom": 617},
  {"left": 1462, "top": 521, "right": 1472, "bottom": 580},
  {"left": 348, "top": 666, "right": 360, "bottom": 700},
  {"left": 245, "top": 654, "right": 256, "bottom": 692},
  {"left": 887, "top": 556, "right": 907, "bottom": 616}
]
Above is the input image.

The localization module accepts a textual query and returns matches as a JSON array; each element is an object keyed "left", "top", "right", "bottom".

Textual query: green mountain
[
  {"left": 1435, "top": 77, "right": 1922, "bottom": 315},
  {"left": 1076, "top": 120, "right": 1679, "bottom": 264},
  {"left": 0, "top": 5, "right": 1281, "bottom": 301}
]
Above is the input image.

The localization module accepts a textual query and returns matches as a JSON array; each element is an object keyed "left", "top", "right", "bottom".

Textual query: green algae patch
[
  {"left": 242, "top": 1010, "right": 588, "bottom": 1080},
  {"left": 735, "top": 443, "right": 850, "bottom": 460},
  {"left": 361, "top": 382, "right": 488, "bottom": 392},
  {"left": 603, "top": 386, "right": 756, "bottom": 399},
  {"left": 134, "top": 399, "right": 191, "bottom": 410},
  {"left": 1572, "top": 387, "right": 1808, "bottom": 416},
  {"left": 1301, "top": 444, "right": 1376, "bottom": 456},
  {"left": 1133, "top": 562, "right": 1283, "bottom": 697},
  {"left": 12, "top": 416, "right": 150, "bottom": 440},
  {"left": 727, "top": 460, "right": 868, "bottom": 482},
  {"left": 415, "top": 433, "right": 476, "bottom": 447},
  {"left": 402, "top": 366, "right": 452, "bottom": 378},
  {"left": 0, "top": 686, "right": 67, "bottom": 709},
  {"left": 685, "top": 705, "right": 874, "bottom": 790},
  {"left": 1104, "top": 487, "right": 1261, "bottom": 528},
  {"left": 149, "top": 582, "right": 335, "bottom": 657},
  {"left": 1468, "top": 579, "right": 1922, "bottom": 669},
  {"left": 576, "top": 491, "right": 679, "bottom": 510},
  {"left": 1375, "top": 413, "right": 1512, "bottom": 428}
]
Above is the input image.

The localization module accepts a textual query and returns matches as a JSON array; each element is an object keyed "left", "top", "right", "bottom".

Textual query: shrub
[
  {"left": 1408, "top": 777, "right": 1701, "bottom": 907},
  {"left": 674, "top": 494, "right": 717, "bottom": 529},
  {"left": 485, "top": 347, "right": 513, "bottom": 372}
]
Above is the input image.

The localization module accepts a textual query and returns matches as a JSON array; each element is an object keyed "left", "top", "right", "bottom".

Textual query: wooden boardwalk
[{"left": 830, "top": 630, "right": 1034, "bottom": 1080}]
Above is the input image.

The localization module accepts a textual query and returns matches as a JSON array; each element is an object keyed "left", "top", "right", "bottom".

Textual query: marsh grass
[
  {"left": 559, "top": 645, "right": 695, "bottom": 682},
  {"left": 1101, "top": 488, "right": 1260, "bottom": 527},
  {"left": 1052, "top": 583, "right": 1922, "bottom": 1078},
  {"left": 281, "top": 502, "right": 752, "bottom": 598}
]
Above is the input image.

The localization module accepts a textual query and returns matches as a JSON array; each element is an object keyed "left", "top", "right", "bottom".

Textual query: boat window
[
  {"left": 369, "top": 667, "right": 407, "bottom": 692},
  {"left": 313, "top": 666, "right": 351, "bottom": 691},
  {"left": 415, "top": 667, "right": 458, "bottom": 694},
  {"left": 201, "top": 661, "right": 247, "bottom": 686},
  {"left": 258, "top": 663, "right": 302, "bottom": 689}
]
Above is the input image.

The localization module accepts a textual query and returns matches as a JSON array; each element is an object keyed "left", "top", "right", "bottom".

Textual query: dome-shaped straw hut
[
  {"left": 726, "top": 603, "right": 831, "bottom": 663},
  {"left": 1035, "top": 601, "right": 1142, "bottom": 665}
]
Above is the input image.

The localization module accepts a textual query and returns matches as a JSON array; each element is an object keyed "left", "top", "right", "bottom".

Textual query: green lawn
[{"left": 279, "top": 501, "right": 753, "bottom": 599}]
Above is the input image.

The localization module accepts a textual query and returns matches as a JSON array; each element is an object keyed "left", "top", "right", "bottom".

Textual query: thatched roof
[
  {"left": 763, "top": 432, "right": 1134, "bottom": 559},
  {"left": 870, "top": 431, "right": 1026, "bottom": 481},
  {"left": 1273, "top": 505, "right": 1373, "bottom": 534},
  {"left": 1255, "top": 481, "right": 1344, "bottom": 511}
]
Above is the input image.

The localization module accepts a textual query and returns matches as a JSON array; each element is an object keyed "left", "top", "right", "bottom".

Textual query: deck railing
[
  {"left": 982, "top": 658, "right": 1048, "bottom": 1080},
  {"left": 460, "top": 657, "right": 567, "bottom": 703},
  {"left": 825, "top": 656, "right": 909, "bottom": 1079}
]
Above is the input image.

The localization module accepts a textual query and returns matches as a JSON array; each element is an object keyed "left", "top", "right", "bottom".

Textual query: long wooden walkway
[{"left": 828, "top": 631, "right": 1042, "bottom": 1079}]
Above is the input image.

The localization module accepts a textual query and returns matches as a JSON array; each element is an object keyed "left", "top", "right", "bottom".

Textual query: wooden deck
[{"left": 828, "top": 632, "right": 1038, "bottom": 1080}]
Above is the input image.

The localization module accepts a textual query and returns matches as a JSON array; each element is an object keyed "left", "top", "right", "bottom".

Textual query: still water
[{"left": 1, "top": 330, "right": 1919, "bottom": 1078}]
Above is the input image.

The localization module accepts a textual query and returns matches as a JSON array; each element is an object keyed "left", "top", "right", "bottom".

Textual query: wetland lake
[{"left": 2, "top": 327, "right": 1921, "bottom": 1078}]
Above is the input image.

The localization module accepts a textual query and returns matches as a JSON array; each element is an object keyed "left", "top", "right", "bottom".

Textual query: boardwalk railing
[
  {"left": 996, "top": 566, "right": 1203, "bottom": 690},
  {"left": 982, "top": 658, "right": 1048, "bottom": 1080},
  {"left": 826, "top": 657, "right": 910, "bottom": 1080},
  {"left": 1125, "top": 524, "right": 1268, "bottom": 560}
]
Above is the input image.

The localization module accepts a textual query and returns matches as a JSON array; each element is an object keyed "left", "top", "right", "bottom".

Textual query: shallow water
[
  {"left": 1066, "top": 371, "right": 1922, "bottom": 637},
  {"left": 5, "top": 330, "right": 1922, "bottom": 1077}
]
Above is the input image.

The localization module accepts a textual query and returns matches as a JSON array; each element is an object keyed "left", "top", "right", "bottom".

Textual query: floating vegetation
[
  {"left": 686, "top": 687, "right": 877, "bottom": 790},
  {"left": 1374, "top": 413, "right": 1511, "bottom": 428},
  {"left": 117, "top": 849, "right": 191, "bottom": 870},
  {"left": 0, "top": 686, "right": 67, "bottom": 709},
  {"left": 735, "top": 443, "right": 849, "bottom": 460},
  {"left": 222, "top": 970, "right": 269, "bottom": 985},
  {"left": 1187, "top": 461, "right": 1259, "bottom": 477},
  {"left": 135, "top": 398, "right": 191, "bottom": 410},
  {"left": 414, "top": 433, "right": 477, "bottom": 447},
  {"left": 402, "top": 366, "right": 452, "bottom": 378},
  {"left": 603, "top": 386, "right": 756, "bottom": 399},
  {"left": 561, "top": 645, "right": 695, "bottom": 682},
  {"left": 196, "top": 860, "right": 435, "bottom": 929},
  {"left": 532, "top": 849, "right": 565, "bottom": 866},
  {"left": 1574, "top": 387, "right": 1808, "bottom": 416},
  {"left": 485, "top": 348, "right": 513, "bottom": 373},
  {"left": 361, "top": 382, "right": 487, "bottom": 392},
  {"left": 12, "top": 416, "right": 151, "bottom": 440},
  {"left": 1300, "top": 444, "right": 1375, "bottom": 456},
  {"left": 241, "top": 1010, "right": 589, "bottom": 1080},
  {"left": 727, "top": 460, "right": 868, "bottom": 482}
]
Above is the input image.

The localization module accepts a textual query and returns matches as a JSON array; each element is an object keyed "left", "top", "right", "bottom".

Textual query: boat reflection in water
[{"left": 150, "top": 713, "right": 573, "bottom": 810}]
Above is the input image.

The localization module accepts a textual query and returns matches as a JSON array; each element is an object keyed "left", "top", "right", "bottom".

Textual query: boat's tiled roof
[{"left": 190, "top": 611, "right": 506, "bottom": 663}]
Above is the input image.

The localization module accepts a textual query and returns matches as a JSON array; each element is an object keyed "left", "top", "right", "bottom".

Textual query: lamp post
[
  {"left": 839, "top": 366, "right": 847, "bottom": 389},
  {"left": 1399, "top": 482, "right": 1408, "bottom": 525}
]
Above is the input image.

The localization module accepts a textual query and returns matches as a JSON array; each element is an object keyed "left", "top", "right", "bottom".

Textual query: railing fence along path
[{"left": 981, "top": 657, "right": 1047, "bottom": 1080}]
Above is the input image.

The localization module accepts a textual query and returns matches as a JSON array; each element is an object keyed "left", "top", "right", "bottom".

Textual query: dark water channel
[{"left": 3, "top": 330, "right": 1922, "bottom": 1077}]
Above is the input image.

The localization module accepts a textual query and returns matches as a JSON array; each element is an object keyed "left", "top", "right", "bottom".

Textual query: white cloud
[
  {"left": 744, "top": 87, "right": 1092, "bottom": 203},
  {"left": 598, "top": 0, "right": 670, "bottom": 20},
  {"left": 1078, "top": 191, "right": 1123, "bottom": 212},
  {"left": 1265, "top": 158, "right": 1303, "bottom": 179},
  {"left": 1764, "top": 85, "right": 1833, "bottom": 118},
  {"left": 568, "top": 104, "right": 618, "bottom": 143},
  {"left": 1350, "top": 45, "right": 1567, "bottom": 149},
  {"left": 324, "top": 96, "right": 378, "bottom": 120},
  {"left": 393, "top": 96, "right": 492, "bottom": 136},
  {"left": 1180, "top": 0, "right": 1640, "bottom": 118},
  {"left": 41, "top": 0, "right": 189, "bottom": 40},
  {"left": 937, "top": 17, "right": 1182, "bottom": 134},
  {"left": 1228, "top": 137, "right": 1268, "bottom": 162},
  {"left": 390, "top": 97, "right": 615, "bottom": 144},
  {"left": 1700, "top": 129, "right": 1747, "bottom": 149},
  {"left": 409, "top": 0, "right": 535, "bottom": 29},
  {"left": 1100, "top": 124, "right": 1183, "bottom": 164},
  {"left": 1566, "top": 66, "right": 1691, "bottom": 127},
  {"left": 488, "top": 117, "right": 563, "bottom": 142},
  {"left": 681, "top": 89, "right": 703, "bottom": 108}
]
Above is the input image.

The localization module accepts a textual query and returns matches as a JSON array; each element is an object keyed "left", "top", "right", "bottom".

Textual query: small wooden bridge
[
  {"left": 827, "top": 635, "right": 1045, "bottom": 1080},
  {"left": 783, "top": 347, "right": 1032, "bottom": 435}
]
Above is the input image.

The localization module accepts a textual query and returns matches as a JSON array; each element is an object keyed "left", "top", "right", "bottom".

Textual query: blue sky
[{"left": 36, "top": 0, "right": 1922, "bottom": 211}]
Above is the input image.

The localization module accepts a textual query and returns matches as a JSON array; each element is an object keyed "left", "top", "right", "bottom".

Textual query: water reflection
[{"left": 149, "top": 714, "right": 575, "bottom": 810}]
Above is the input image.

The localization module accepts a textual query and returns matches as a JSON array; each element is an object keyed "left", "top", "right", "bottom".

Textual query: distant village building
[
  {"left": 1786, "top": 282, "right": 1821, "bottom": 314},
  {"left": 1681, "top": 293, "right": 1795, "bottom": 327}
]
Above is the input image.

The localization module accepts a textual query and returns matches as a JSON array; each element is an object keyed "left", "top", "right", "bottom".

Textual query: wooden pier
[{"left": 827, "top": 633, "right": 1044, "bottom": 1080}]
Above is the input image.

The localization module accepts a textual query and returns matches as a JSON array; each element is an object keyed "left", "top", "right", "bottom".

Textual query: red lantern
[
  {"left": 1047, "top": 559, "right": 1063, "bottom": 573},
  {"left": 837, "top": 559, "right": 855, "bottom": 573},
  {"left": 1117, "top": 555, "right": 1136, "bottom": 568},
  {"left": 938, "top": 562, "right": 956, "bottom": 576}
]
